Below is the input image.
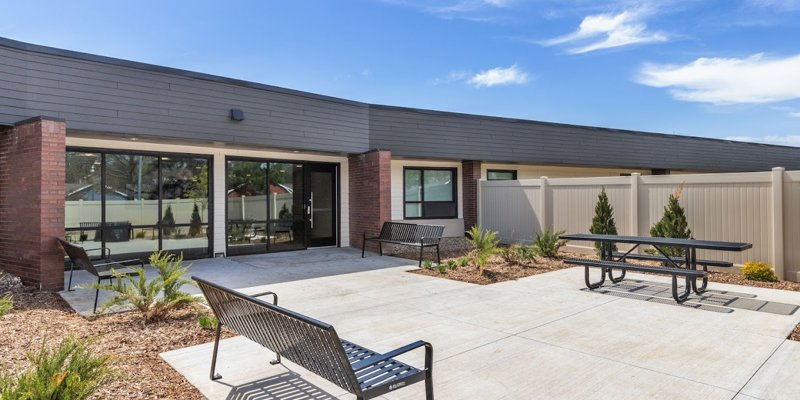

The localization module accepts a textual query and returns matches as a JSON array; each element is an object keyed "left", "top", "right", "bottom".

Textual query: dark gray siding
[
  {"left": 0, "top": 39, "right": 369, "bottom": 154},
  {"left": 369, "top": 105, "right": 800, "bottom": 172}
]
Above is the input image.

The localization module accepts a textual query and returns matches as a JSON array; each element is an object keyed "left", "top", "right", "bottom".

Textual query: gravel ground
[
  {"left": 410, "top": 253, "right": 575, "bottom": 284},
  {"left": 0, "top": 288, "right": 234, "bottom": 399}
]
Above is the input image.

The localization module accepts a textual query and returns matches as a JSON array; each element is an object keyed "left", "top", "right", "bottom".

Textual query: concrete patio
[{"left": 62, "top": 249, "right": 800, "bottom": 399}]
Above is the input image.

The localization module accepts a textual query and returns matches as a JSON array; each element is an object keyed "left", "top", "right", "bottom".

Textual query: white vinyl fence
[{"left": 478, "top": 168, "right": 800, "bottom": 282}]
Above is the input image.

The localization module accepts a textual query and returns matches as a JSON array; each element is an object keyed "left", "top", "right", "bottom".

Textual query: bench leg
[
  {"left": 672, "top": 275, "right": 692, "bottom": 303},
  {"left": 425, "top": 343, "right": 434, "bottom": 400},
  {"left": 362, "top": 234, "right": 367, "bottom": 258},
  {"left": 210, "top": 323, "right": 223, "bottom": 380},
  {"left": 435, "top": 245, "right": 441, "bottom": 265},
  {"left": 585, "top": 266, "right": 606, "bottom": 289},
  {"left": 419, "top": 245, "right": 425, "bottom": 268},
  {"left": 93, "top": 277, "right": 101, "bottom": 314},
  {"left": 379, "top": 241, "right": 383, "bottom": 256},
  {"left": 607, "top": 268, "right": 626, "bottom": 283}
]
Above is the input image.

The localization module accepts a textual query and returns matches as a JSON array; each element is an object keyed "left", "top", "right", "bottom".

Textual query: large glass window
[
  {"left": 403, "top": 168, "right": 457, "bottom": 219},
  {"left": 65, "top": 149, "right": 211, "bottom": 259},
  {"left": 226, "top": 158, "right": 305, "bottom": 255}
]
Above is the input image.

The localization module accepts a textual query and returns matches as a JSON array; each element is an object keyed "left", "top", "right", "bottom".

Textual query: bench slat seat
[
  {"left": 610, "top": 252, "right": 733, "bottom": 268},
  {"left": 563, "top": 258, "right": 706, "bottom": 303},
  {"left": 362, "top": 222, "right": 445, "bottom": 267},
  {"left": 194, "top": 277, "right": 433, "bottom": 400}
]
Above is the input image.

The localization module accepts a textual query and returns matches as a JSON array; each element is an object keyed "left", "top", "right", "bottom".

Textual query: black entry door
[{"left": 305, "top": 163, "right": 337, "bottom": 247}]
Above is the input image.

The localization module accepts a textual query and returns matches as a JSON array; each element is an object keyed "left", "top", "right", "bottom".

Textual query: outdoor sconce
[{"left": 230, "top": 108, "right": 245, "bottom": 121}]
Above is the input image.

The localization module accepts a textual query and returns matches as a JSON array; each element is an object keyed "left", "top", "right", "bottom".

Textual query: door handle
[{"left": 309, "top": 192, "right": 314, "bottom": 229}]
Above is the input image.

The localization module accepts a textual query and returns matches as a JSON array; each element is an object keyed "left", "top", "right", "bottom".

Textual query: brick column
[
  {"left": 462, "top": 160, "right": 482, "bottom": 231},
  {"left": 348, "top": 149, "right": 391, "bottom": 251},
  {"left": 0, "top": 117, "right": 66, "bottom": 290}
]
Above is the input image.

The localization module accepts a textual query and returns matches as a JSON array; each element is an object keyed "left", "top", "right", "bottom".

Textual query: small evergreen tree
[
  {"left": 189, "top": 203, "right": 202, "bottom": 237},
  {"left": 649, "top": 184, "right": 692, "bottom": 257},
  {"left": 162, "top": 205, "right": 176, "bottom": 236},
  {"left": 589, "top": 187, "right": 618, "bottom": 256}
]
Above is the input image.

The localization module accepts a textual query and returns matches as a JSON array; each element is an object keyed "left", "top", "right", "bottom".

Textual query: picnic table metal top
[{"left": 559, "top": 233, "right": 752, "bottom": 251}]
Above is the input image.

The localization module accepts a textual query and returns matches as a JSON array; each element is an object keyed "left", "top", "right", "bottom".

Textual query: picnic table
[{"left": 560, "top": 234, "right": 752, "bottom": 302}]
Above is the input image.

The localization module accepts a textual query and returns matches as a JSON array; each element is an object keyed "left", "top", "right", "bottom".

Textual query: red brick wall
[
  {"left": 462, "top": 160, "right": 482, "bottom": 231},
  {"left": 348, "top": 149, "right": 391, "bottom": 250},
  {"left": 0, "top": 117, "right": 66, "bottom": 290}
]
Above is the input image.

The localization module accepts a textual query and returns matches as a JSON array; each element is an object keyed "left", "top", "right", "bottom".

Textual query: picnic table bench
[
  {"left": 362, "top": 222, "right": 445, "bottom": 267},
  {"left": 194, "top": 276, "right": 434, "bottom": 400},
  {"left": 560, "top": 234, "right": 751, "bottom": 303}
]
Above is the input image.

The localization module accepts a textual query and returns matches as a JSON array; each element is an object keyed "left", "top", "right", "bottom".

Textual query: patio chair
[{"left": 56, "top": 238, "right": 144, "bottom": 313}]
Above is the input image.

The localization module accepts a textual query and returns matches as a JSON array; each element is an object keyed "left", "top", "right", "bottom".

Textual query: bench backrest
[
  {"left": 379, "top": 222, "right": 445, "bottom": 244},
  {"left": 56, "top": 238, "right": 101, "bottom": 277},
  {"left": 193, "top": 276, "right": 361, "bottom": 395}
]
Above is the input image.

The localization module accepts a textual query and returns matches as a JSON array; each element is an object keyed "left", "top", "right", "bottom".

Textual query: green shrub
[
  {"left": 197, "top": 313, "right": 219, "bottom": 330},
  {"left": 446, "top": 259, "right": 458, "bottom": 270},
  {"left": 501, "top": 245, "right": 523, "bottom": 264},
  {"left": 649, "top": 184, "right": 692, "bottom": 257},
  {"left": 466, "top": 226, "right": 500, "bottom": 275},
  {"left": 741, "top": 261, "right": 778, "bottom": 282},
  {"left": 0, "top": 336, "right": 115, "bottom": 400},
  {"left": 0, "top": 293, "right": 12, "bottom": 317},
  {"left": 92, "top": 251, "right": 199, "bottom": 323},
  {"left": 162, "top": 205, "right": 176, "bottom": 236},
  {"left": 189, "top": 203, "right": 203, "bottom": 237},
  {"left": 457, "top": 257, "right": 469, "bottom": 268},
  {"left": 436, "top": 264, "right": 448, "bottom": 274},
  {"left": 589, "top": 187, "right": 618, "bottom": 256},
  {"left": 421, "top": 260, "right": 434, "bottom": 270},
  {"left": 532, "top": 227, "right": 566, "bottom": 258}
]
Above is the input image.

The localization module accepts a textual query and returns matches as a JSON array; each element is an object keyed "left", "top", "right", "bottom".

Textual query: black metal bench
[
  {"left": 194, "top": 277, "right": 434, "bottom": 400},
  {"left": 362, "top": 222, "right": 445, "bottom": 267},
  {"left": 610, "top": 251, "right": 733, "bottom": 269},
  {"left": 564, "top": 258, "right": 707, "bottom": 303}
]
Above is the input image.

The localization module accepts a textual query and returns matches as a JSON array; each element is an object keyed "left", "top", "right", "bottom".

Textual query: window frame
[
  {"left": 402, "top": 166, "right": 458, "bottom": 220},
  {"left": 65, "top": 146, "right": 214, "bottom": 260},
  {"left": 487, "top": 169, "right": 518, "bottom": 181}
]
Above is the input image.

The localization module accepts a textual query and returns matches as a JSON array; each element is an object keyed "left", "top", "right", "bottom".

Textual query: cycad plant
[
  {"left": 0, "top": 336, "right": 116, "bottom": 400},
  {"left": 466, "top": 226, "right": 500, "bottom": 275},
  {"left": 93, "top": 251, "right": 199, "bottom": 323},
  {"left": 532, "top": 227, "right": 566, "bottom": 258}
]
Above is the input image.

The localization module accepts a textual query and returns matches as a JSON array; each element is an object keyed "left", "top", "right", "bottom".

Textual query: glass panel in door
[
  {"left": 307, "top": 164, "right": 337, "bottom": 247},
  {"left": 226, "top": 160, "right": 268, "bottom": 255},
  {"left": 268, "top": 163, "right": 305, "bottom": 251}
]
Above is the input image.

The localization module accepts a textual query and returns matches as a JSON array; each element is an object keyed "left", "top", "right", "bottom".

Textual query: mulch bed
[
  {"left": 408, "top": 252, "right": 584, "bottom": 285},
  {"left": 0, "top": 288, "right": 234, "bottom": 399}
]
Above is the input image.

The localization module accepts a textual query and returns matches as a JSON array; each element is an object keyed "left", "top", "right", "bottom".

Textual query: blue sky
[{"left": 3, "top": 0, "right": 800, "bottom": 145}]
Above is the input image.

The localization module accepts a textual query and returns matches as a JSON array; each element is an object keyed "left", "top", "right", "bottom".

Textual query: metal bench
[
  {"left": 564, "top": 258, "right": 707, "bottom": 303},
  {"left": 610, "top": 251, "right": 734, "bottom": 269},
  {"left": 194, "top": 276, "right": 434, "bottom": 400},
  {"left": 362, "top": 222, "right": 445, "bottom": 267}
]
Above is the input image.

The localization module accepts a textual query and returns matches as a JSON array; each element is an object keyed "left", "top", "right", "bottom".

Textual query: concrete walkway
[{"left": 150, "top": 249, "right": 800, "bottom": 399}]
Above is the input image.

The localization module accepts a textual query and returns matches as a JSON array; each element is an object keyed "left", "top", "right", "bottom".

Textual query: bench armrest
[
  {"left": 94, "top": 259, "right": 144, "bottom": 269},
  {"left": 351, "top": 340, "right": 432, "bottom": 371},
  {"left": 84, "top": 247, "right": 111, "bottom": 258},
  {"left": 251, "top": 291, "right": 278, "bottom": 305}
]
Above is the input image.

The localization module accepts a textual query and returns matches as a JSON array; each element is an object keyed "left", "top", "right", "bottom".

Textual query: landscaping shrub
[
  {"left": 0, "top": 293, "right": 12, "bottom": 317},
  {"left": 436, "top": 264, "right": 448, "bottom": 274},
  {"left": 532, "top": 227, "right": 566, "bottom": 258},
  {"left": 589, "top": 187, "right": 618, "bottom": 256},
  {"left": 421, "top": 260, "right": 434, "bottom": 270},
  {"left": 502, "top": 244, "right": 537, "bottom": 265},
  {"left": 466, "top": 226, "right": 500, "bottom": 275},
  {"left": 93, "top": 251, "right": 199, "bottom": 323},
  {"left": 0, "top": 336, "right": 115, "bottom": 400},
  {"left": 649, "top": 184, "right": 692, "bottom": 257},
  {"left": 188, "top": 203, "right": 203, "bottom": 237},
  {"left": 457, "top": 257, "right": 469, "bottom": 268},
  {"left": 446, "top": 259, "right": 458, "bottom": 270},
  {"left": 162, "top": 205, "right": 176, "bottom": 236},
  {"left": 741, "top": 261, "right": 778, "bottom": 282},
  {"left": 197, "top": 313, "right": 219, "bottom": 330}
]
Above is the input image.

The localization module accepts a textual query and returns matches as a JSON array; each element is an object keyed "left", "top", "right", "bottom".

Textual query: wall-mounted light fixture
[{"left": 230, "top": 108, "right": 245, "bottom": 121}]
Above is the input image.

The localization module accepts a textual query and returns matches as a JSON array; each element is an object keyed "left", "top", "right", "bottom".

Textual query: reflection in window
[
  {"left": 403, "top": 168, "right": 457, "bottom": 219},
  {"left": 487, "top": 169, "right": 517, "bottom": 180},
  {"left": 65, "top": 150, "right": 211, "bottom": 259}
]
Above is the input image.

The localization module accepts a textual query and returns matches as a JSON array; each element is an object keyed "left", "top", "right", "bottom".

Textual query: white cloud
[
  {"left": 637, "top": 53, "right": 800, "bottom": 104},
  {"left": 725, "top": 135, "right": 800, "bottom": 147},
  {"left": 430, "top": 70, "right": 470, "bottom": 86},
  {"left": 541, "top": 9, "right": 668, "bottom": 54},
  {"left": 467, "top": 64, "right": 529, "bottom": 87},
  {"left": 748, "top": 0, "right": 800, "bottom": 11}
]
